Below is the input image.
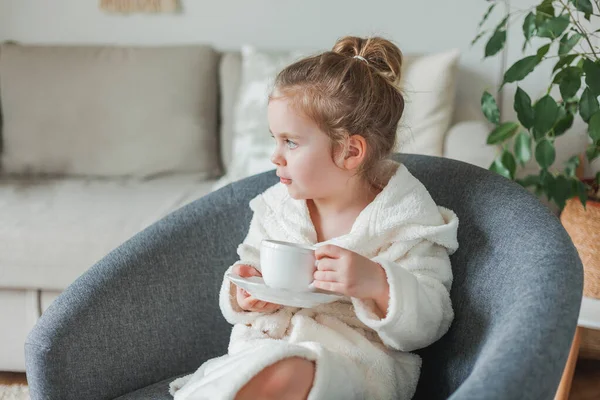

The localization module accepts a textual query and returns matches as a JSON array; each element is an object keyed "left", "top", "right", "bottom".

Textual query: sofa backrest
[{"left": 0, "top": 44, "right": 487, "bottom": 179}]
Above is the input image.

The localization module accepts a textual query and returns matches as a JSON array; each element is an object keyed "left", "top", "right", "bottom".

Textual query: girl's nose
[{"left": 271, "top": 150, "right": 286, "bottom": 166}]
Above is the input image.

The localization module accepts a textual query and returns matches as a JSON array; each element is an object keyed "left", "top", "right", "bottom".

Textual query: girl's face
[{"left": 267, "top": 97, "right": 350, "bottom": 200}]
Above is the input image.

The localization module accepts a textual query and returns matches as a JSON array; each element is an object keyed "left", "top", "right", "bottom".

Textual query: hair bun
[{"left": 332, "top": 36, "right": 403, "bottom": 84}]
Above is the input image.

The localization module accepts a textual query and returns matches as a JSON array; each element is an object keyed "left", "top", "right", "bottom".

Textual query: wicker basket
[{"left": 560, "top": 197, "right": 600, "bottom": 299}]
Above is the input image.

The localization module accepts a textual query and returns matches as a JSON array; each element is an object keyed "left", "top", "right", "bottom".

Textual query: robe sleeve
[
  {"left": 219, "top": 197, "right": 275, "bottom": 325},
  {"left": 352, "top": 239, "right": 455, "bottom": 352}
]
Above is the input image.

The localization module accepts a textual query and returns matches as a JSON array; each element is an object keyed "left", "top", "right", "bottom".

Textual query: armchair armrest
[{"left": 24, "top": 183, "right": 259, "bottom": 400}]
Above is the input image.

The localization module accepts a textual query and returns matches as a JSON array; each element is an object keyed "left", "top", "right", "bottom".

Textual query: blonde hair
[{"left": 270, "top": 36, "right": 405, "bottom": 189}]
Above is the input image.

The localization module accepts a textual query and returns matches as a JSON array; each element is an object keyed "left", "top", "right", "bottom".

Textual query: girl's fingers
[
  {"left": 234, "top": 264, "right": 262, "bottom": 278},
  {"left": 255, "top": 300, "right": 268, "bottom": 309},
  {"left": 312, "top": 280, "right": 344, "bottom": 294},
  {"left": 244, "top": 296, "right": 259, "bottom": 308},
  {"left": 314, "top": 270, "right": 338, "bottom": 282},
  {"left": 242, "top": 296, "right": 282, "bottom": 312},
  {"left": 315, "top": 244, "right": 344, "bottom": 260},
  {"left": 315, "top": 258, "right": 337, "bottom": 271},
  {"left": 260, "top": 303, "right": 282, "bottom": 312}
]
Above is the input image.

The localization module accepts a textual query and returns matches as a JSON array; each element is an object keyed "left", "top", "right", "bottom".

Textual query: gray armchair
[{"left": 24, "top": 154, "right": 583, "bottom": 400}]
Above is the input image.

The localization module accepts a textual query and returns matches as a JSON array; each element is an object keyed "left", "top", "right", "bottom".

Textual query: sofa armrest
[
  {"left": 444, "top": 120, "right": 497, "bottom": 169},
  {"left": 24, "top": 185, "right": 252, "bottom": 400}
]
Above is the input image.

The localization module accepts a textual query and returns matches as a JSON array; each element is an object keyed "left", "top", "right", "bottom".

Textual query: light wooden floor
[
  {"left": 1, "top": 360, "right": 599, "bottom": 398},
  {"left": 0, "top": 371, "right": 27, "bottom": 385}
]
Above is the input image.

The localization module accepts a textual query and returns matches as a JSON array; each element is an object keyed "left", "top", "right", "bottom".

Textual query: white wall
[{"left": 0, "top": 0, "right": 502, "bottom": 123}]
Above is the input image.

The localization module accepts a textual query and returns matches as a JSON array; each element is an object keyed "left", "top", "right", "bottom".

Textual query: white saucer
[{"left": 226, "top": 273, "right": 343, "bottom": 308}]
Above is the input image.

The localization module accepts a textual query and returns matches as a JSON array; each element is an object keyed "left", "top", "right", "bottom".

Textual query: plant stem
[
  {"left": 558, "top": 0, "right": 599, "bottom": 59},
  {"left": 543, "top": 52, "right": 597, "bottom": 59},
  {"left": 498, "top": 0, "right": 511, "bottom": 121}
]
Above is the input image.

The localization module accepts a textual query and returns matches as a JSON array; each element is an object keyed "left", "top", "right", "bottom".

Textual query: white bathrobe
[{"left": 170, "top": 162, "right": 459, "bottom": 400}]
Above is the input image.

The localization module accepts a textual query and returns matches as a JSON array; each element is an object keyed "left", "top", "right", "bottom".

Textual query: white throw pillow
[
  {"left": 214, "top": 46, "right": 460, "bottom": 189},
  {"left": 214, "top": 46, "right": 305, "bottom": 189},
  {"left": 397, "top": 49, "right": 461, "bottom": 156}
]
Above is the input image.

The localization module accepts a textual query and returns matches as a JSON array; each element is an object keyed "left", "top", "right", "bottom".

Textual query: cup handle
[{"left": 308, "top": 282, "right": 316, "bottom": 291}]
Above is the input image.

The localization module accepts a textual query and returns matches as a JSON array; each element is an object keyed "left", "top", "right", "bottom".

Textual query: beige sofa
[{"left": 0, "top": 43, "right": 494, "bottom": 371}]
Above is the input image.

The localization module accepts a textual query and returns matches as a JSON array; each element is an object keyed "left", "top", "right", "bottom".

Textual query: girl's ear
[{"left": 344, "top": 135, "right": 367, "bottom": 170}]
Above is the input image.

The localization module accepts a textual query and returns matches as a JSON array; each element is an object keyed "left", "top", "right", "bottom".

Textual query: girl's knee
[
  {"left": 238, "top": 357, "right": 315, "bottom": 400},
  {"left": 265, "top": 357, "right": 314, "bottom": 398}
]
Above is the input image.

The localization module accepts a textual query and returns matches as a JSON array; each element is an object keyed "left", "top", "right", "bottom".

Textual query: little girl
[{"left": 170, "top": 36, "right": 459, "bottom": 400}]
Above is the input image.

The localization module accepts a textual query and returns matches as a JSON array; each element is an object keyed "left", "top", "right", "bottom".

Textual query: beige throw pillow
[{"left": 0, "top": 44, "right": 221, "bottom": 178}]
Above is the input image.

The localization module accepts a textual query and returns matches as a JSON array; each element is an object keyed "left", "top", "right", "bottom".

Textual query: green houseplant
[{"left": 474, "top": 0, "right": 600, "bottom": 209}]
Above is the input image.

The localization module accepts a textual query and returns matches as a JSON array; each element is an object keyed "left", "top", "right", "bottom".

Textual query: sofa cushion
[
  {"left": 0, "top": 289, "right": 38, "bottom": 371},
  {"left": 0, "top": 175, "right": 216, "bottom": 290},
  {"left": 216, "top": 47, "right": 460, "bottom": 188},
  {"left": 114, "top": 373, "right": 192, "bottom": 400},
  {"left": 0, "top": 44, "right": 221, "bottom": 178}
]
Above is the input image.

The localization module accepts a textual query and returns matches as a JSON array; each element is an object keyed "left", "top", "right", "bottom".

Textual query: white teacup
[{"left": 260, "top": 240, "right": 317, "bottom": 292}]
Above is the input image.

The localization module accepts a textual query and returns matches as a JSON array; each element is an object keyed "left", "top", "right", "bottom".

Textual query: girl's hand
[
  {"left": 313, "top": 245, "right": 390, "bottom": 315},
  {"left": 233, "top": 264, "right": 282, "bottom": 313}
]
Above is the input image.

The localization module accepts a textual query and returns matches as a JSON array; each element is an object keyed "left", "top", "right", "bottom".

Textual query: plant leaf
[
  {"left": 523, "top": 12, "right": 537, "bottom": 49},
  {"left": 553, "top": 67, "right": 568, "bottom": 84},
  {"left": 551, "top": 174, "right": 573, "bottom": 209},
  {"left": 489, "top": 158, "right": 511, "bottom": 179},
  {"left": 503, "top": 56, "right": 540, "bottom": 85},
  {"left": 517, "top": 174, "right": 540, "bottom": 187},
  {"left": 536, "top": 43, "right": 552, "bottom": 60},
  {"left": 514, "top": 87, "right": 535, "bottom": 129},
  {"left": 553, "top": 110, "right": 574, "bottom": 136},
  {"left": 485, "top": 29, "right": 507, "bottom": 57},
  {"left": 540, "top": 168, "right": 555, "bottom": 200},
  {"left": 514, "top": 131, "right": 532, "bottom": 166},
  {"left": 569, "top": 0, "right": 594, "bottom": 15},
  {"left": 566, "top": 99, "right": 579, "bottom": 115},
  {"left": 537, "top": 0, "right": 555, "bottom": 19},
  {"left": 481, "top": 91, "right": 500, "bottom": 124},
  {"left": 501, "top": 150, "right": 517, "bottom": 179},
  {"left": 479, "top": 3, "right": 497, "bottom": 28},
  {"left": 575, "top": 179, "right": 588, "bottom": 208},
  {"left": 487, "top": 122, "right": 520, "bottom": 145},
  {"left": 588, "top": 110, "right": 600, "bottom": 142},
  {"left": 559, "top": 33, "right": 582, "bottom": 55},
  {"left": 535, "top": 139, "right": 556, "bottom": 168},
  {"left": 495, "top": 15, "right": 510, "bottom": 32},
  {"left": 533, "top": 95, "right": 560, "bottom": 137},
  {"left": 565, "top": 155, "right": 581, "bottom": 177},
  {"left": 472, "top": 31, "right": 488, "bottom": 46},
  {"left": 553, "top": 54, "right": 578, "bottom": 73},
  {"left": 584, "top": 59, "right": 600, "bottom": 95},
  {"left": 586, "top": 144, "right": 600, "bottom": 161},
  {"left": 537, "top": 15, "right": 570, "bottom": 39},
  {"left": 579, "top": 87, "right": 599, "bottom": 122},
  {"left": 558, "top": 66, "right": 583, "bottom": 99}
]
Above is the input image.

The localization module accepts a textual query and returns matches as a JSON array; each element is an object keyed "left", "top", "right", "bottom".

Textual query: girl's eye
[{"left": 286, "top": 139, "right": 298, "bottom": 149}]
